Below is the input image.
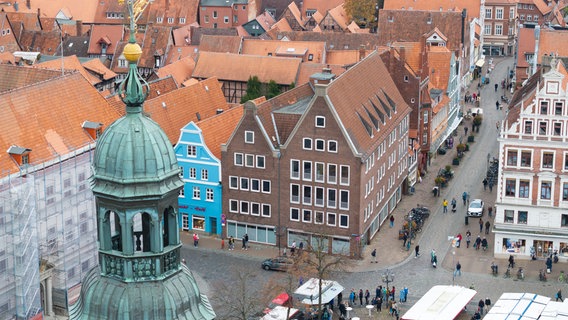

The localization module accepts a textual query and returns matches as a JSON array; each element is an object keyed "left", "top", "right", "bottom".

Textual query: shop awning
[{"left": 476, "top": 59, "right": 485, "bottom": 67}]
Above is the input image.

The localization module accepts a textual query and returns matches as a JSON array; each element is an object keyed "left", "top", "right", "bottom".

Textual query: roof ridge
[{"left": 1, "top": 70, "right": 80, "bottom": 95}]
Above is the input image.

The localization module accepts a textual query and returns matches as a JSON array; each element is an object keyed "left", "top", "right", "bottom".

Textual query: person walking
[
  {"left": 244, "top": 234, "right": 249, "bottom": 249},
  {"left": 451, "top": 198, "right": 457, "bottom": 213},
  {"left": 403, "top": 287, "right": 408, "bottom": 303},
  {"left": 443, "top": 199, "right": 448, "bottom": 213},
  {"left": 415, "top": 245, "right": 420, "bottom": 258},
  {"left": 228, "top": 236, "right": 234, "bottom": 250},
  {"left": 290, "top": 241, "right": 296, "bottom": 256},
  {"left": 403, "top": 232, "right": 408, "bottom": 248},
  {"left": 489, "top": 181, "right": 494, "bottom": 192},
  {"left": 479, "top": 299, "right": 486, "bottom": 316},
  {"left": 466, "top": 230, "right": 472, "bottom": 248},
  {"left": 485, "top": 297, "right": 492, "bottom": 313},
  {"left": 359, "top": 289, "right": 364, "bottom": 306},
  {"left": 483, "top": 178, "right": 488, "bottom": 190},
  {"left": 455, "top": 261, "right": 462, "bottom": 276},
  {"left": 494, "top": 83, "right": 498, "bottom": 92},
  {"left": 376, "top": 295, "right": 383, "bottom": 312},
  {"left": 496, "top": 100, "right": 500, "bottom": 110},
  {"left": 462, "top": 191, "right": 468, "bottom": 205},
  {"left": 485, "top": 221, "right": 491, "bottom": 234},
  {"left": 475, "top": 235, "right": 482, "bottom": 250},
  {"left": 365, "top": 289, "right": 370, "bottom": 305},
  {"left": 389, "top": 215, "right": 395, "bottom": 228},
  {"left": 508, "top": 255, "right": 515, "bottom": 268},
  {"left": 479, "top": 218, "right": 484, "bottom": 233},
  {"left": 349, "top": 289, "right": 356, "bottom": 306},
  {"left": 371, "top": 248, "right": 377, "bottom": 263},
  {"left": 556, "top": 289, "right": 563, "bottom": 302},
  {"left": 376, "top": 286, "right": 382, "bottom": 300}
]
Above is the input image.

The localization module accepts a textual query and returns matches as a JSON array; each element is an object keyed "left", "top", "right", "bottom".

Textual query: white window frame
[
  {"left": 303, "top": 185, "right": 312, "bottom": 205},
  {"left": 245, "top": 130, "right": 254, "bottom": 143},
  {"left": 229, "top": 199, "right": 238, "bottom": 212},
  {"left": 303, "top": 138, "right": 313, "bottom": 150},
  {"left": 240, "top": 201, "right": 249, "bottom": 214},
  {"left": 192, "top": 186, "right": 200, "bottom": 199},
  {"left": 234, "top": 153, "right": 243, "bottom": 166},
  {"left": 496, "top": 7, "right": 504, "bottom": 19},
  {"left": 485, "top": 8, "right": 492, "bottom": 19},
  {"left": 290, "top": 184, "right": 300, "bottom": 203},
  {"left": 201, "top": 169, "right": 208, "bottom": 180},
  {"left": 340, "top": 165, "right": 350, "bottom": 186},
  {"left": 327, "top": 188, "right": 337, "bottom": 208},
  {"left": 256, "top": 155, "right": 265, "bottom": 168},
  {"left": 315, "top": 116, "right": 325, "bottom": 128},
  {"left": 339, "top": 214, "right": 349, "bottom": 228},
  {"left": 339, "top": 190, "right": 349, "bottom": 210},
  {"left": 542, "top": 150, "right": 555, "bottom": 170},
  {"left": 245, "top": 154, "right": 254, "bottom": 167},
  {"left": 302, "top": 209, "right": 312, "bottom": 223},
  {"left": 206, "top": 188, "right": 214, "bottom": 201},
  {"left": 187, "top": 145, "right": 196, "bottom": 157},
  {"left": 229, "top": 176, "right": 238, "bottom": 189},
  {"left": 315, "top": 162, "right": 325, "bottom": 182},
  {"left": 240, "top": 177, "right": 249, "bottom": 190},
  {"left": 495, "top": 24, "right": 503, "bottom": 35},
  {"left": 189, "top": 167, "right": 196, "bottom": 179},
  {"left": 251, "top": 178, "right": 260, "bottom": 192},
  {"left": 328, "top": 140, "right": 338, "bottom": 153},
  {"left": 327, "top": 212, "right": 336, "bottom": 226},
  {"left": 262, "top": 180, "right": 271, "bottom": 193},
  {"left": 327, "top": 164, "right": 337, "bottom": 184},
  {"left": 290, "top": 208, "right": 300, "bottom": 221},
  {"left": 179, "top": 187, "right": 185, "bottom": 197},
  {"left": 484, "top": 24, "right": 492, "bottom": 35},
  {"left": 303, "top": 161, "right": 312, "bottom": 181},
  {"left": 262, "top": 204, "right": 271, "bottom": 217},
  {"left": 251, "top": 202, "right": 260, "bottom": 216},
  {"left": 315, "top": 139, "right": 325, "bottom": 151},
  {"left": 291, "top": 159, "right": 300, "bottom": 179}
]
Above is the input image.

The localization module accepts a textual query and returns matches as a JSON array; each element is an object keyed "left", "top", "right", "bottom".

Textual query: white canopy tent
[
  {"left": 401, "top": 285, "right": 476, "bottom": 320},
  {"left": 484, "top": 292, "right": 568, "bottom": 320},
  {"left": 293, "top": 278, "right": 344, "bottom": 305},
  {"left": 261, "top": 306, "right": 300, "bottom": 320}
]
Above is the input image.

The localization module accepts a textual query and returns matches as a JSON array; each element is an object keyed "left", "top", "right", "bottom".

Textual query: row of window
[
  {"left": 302, "top": 138, "right": 338, "bottom": 152},
  {"left": 155, "top": 17, "right": 186, "bottom": 24},
  {"left": 290, "top": 160, "right": 350, "bottom": 185},
  {"left": 538, "top": 101, "right": 565, "bottom": 116},
  {"left": 180, "top": 187, "right": 214, "bottom": 201},
  {"left": 503, "top": 209, "right": 528, "bottom": 224},
  {"left": 290, "top": 208, "right": 349, "bottom": 228},
  {"left": 503, "top": 177, "right": 568, "bottom": 201},
  {"left": 180, "top": 167, "right": 209, "bottom": 180},
  {"left": 229, "top": 176, "right": 271, "bottom": 193},
  {"left": 234, "top": 153, "right": 265, "bottom": 168},
  {"left": 290, "top": 184, "right": 349, "bottom": 210},
  {"left": 506, "top": 148, "right": 568, "bottom": 170},
  {"left": 229, "top": 199, "right": 271, "bottom": 217}
]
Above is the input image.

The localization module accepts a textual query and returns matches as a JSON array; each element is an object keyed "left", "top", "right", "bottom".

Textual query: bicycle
[
  {"left": 558, "top": 270, "right": 566, "bottom": 283},
  {"left": 504, "top": 267, "right": 511, "bottom": 278}
]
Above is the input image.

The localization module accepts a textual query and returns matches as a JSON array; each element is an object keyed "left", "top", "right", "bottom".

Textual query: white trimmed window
[
  {"left": 229, "top": 176, "right": 238, "bottom": 189},
  {"left": 251, "top": 202, "right": 260, "bottom": 216},
  {"left": 484, "top": 24, "right": 492, "bottom": 35},
  {"left": 256, "top": 155, "right": 265, "bottom": 168},
  {"left": 303, "top": 161, "right": 312, "bottom": 180},
  {"left": 495, "top": 24, "right": 503, "bottom": 35},
  {"left": 206, "top": 188, "right": 213, "bottom": 201},
  {"left": 187, "top": 145, "right": 196, "bottom": 157},
  {"left": 245, "top": 154, "right": 254, "bottom": 167},
  {"left": 291, "top": 160, "right": 300, "bottom": 179},
  {"left": 201, "top": 169, "right": 208, "bottom": 180},
  {"left": 303, "top": 185, "right": 312, "bottom": 205},
  {"left": 327, "top": 212, "right": 336, "bottom": 226},
  {"left": 234, "top": 153, "right": 243, "bottom": 166},
  {"left": 315, "top": 187, "right": 324, "bottom": 207},
  {"left": 251, "top": 178, "right": 260, "bottom": 192},
  {"left": 193, "top": 186, "right": 200, "bottom": 199},
  {"left": 262, "top": 204, "right": 271, "bottom": 217},
  {"left": 315, "top": 162, "right": 325, "bottom": 182},
  {"left": 290, "top": 208, "right": 300, "bottom": 221},
  {"left": 179, "top": 167, "right": 184, "bottom": 178},
  {"left": 542, "top": 151, "right": 554, "bottom": 169},
  {"left": 240, "top": 177, "right": 249, "bottom": 190},
  {"left": 315, "top": 116, "right": 325, "bottom": 128},
  {"left": 229, "top": 199, "right": 238, "bottom": 212},
  {"left": 339, "top": 214, "right": 349, "bottom": 228},
  {"left": 179, "top": 187, "right": 185, "bottom": 197},
  {"left": 303, "top": 138, "right": 313, "bottom": 150},
  {"left": 291, "top": 184, "right": 300, "bottom": 203},
  {"left": 327, "top": 164, "right": 337, "bottom": 184},
  {"left": 189, "top": 168, "right": 196, "bottom": 179},
  {"left": 315, "top": 139, "right": 325, "bottom": 151},
  {"left": 327, "top": 188, "right": 337, "bottom": 208},
  {"left": 340, "top": 190, "right": 349, "bottom": 210},
  {"left": 302, "top": 209, "right": 312, "bottom": 223},
  {"left": 262, "top": 180, "right": 271, "bottom": 193},
  {"left": 496, "top": 8, "right": 503, "bottom": 19},
  {"left": 245, "top": 130, "right": 254, "bottom": 143},
  {"left": 485, "top": 8, "right": 492, "bottom": 19},
  {"left": 540, "top": 181, "right": 552, "bottom": 200},
  {"left": 315, "top": 211, "right": 324, "bottom": 224},
  {"left": 240, "top": 201, "right": 249, "bottom": 214},
  {"left": 328, "top": 140, "right": 337, "bottom": 152},
  {"left": 340, "top": 165, "right": 350, "bottom": 185}
]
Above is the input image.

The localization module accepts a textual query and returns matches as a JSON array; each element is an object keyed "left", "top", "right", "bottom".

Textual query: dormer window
[
  {"left": 180, "top": 17, "right": 186, "bottom": 24},
  {"left": 82, "top": 121, "right": 103, "bottom": 139},
  {"left": 157, "top": 17, "right": 163, "bottom": 23},
  {"left": 8, "top": 145, "right": 32, "bottom": 167}
]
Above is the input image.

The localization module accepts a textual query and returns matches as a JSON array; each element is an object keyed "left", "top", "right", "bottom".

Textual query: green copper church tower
[{"left": 69, "top": 1, "right": 215, "bottom": 319}]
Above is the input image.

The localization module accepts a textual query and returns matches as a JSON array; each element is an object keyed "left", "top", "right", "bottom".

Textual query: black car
[{"left": 262, "top": 256, "right": 294, "bottom": 271}]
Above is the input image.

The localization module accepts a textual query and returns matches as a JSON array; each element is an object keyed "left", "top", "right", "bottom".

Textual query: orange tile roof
[
  {"left": 0, "top": 64, "right": 62, "bottom": 93},
  {"left": 427, "top": 47, "right": 452, "bottom": 91},
  {"left": 241, "top": 39, "right": 326, "bottom": 63},
  {"left": 5, "top": 12, "right": 42, "bottom": 33},
  {"left": 302, "top": 0, "right": 345, "bottom": 18},
  {"left": 192, "top": 52, "right": 302, "bottom": 85},
  {"left": 34, "top": 55, "right": 102, "bottom": 85},
  {"left": 195, "top": 105, "right": 244, "bottom": 159},
  {"left": 533, "top": 0, "right": 552, "bottom": 15},
  {"left": 166, "top": 45, "right": 199, "bottom": 64},
  {"left": 347, "top": 21, "right": 362, "bottom": 33},
  {"left": 199, "top": 35, "right": 242, "bottom": 54},
  {"left": 142, "top": 77, "right": 229, "bottom": 144},
  {"left": 0, "top": 52, "right": 16, "bottom": 64},
  {"left": 18, "top": 29, "right": 62, "bottom": 55},
  {"left": 106, "top": 76, "right": 180, "bottom": 114},
  {"left": 155, "top": 56, "right": 196, "bottom": 86},
  {"left": 172, "top": 23, "right": 197, "bottom": 46},
  {"left": 2, "top": 0, "right": 99, "bottom": 23},
  {"left": 538, "top": 29, "right": 568, "bottom": 64},
  {"left": 296, "top": 62, "right": 346, "bottom": 85},
  {"left": 0, "top": 72, "right": 120, "bottom": 175},
  {"left": 517, "top": 27, "right": 536, "bottom": 68},
  {"left": 327, "top": 3, "right": 349, "bottom": 30},
  {"left": 312, "top": 11, "right": 324, "bottom": 24},
  {"left": 556, "top": 59, "right": 568, "bottom": 90},
  {"left": 391, "top": 42, "right": 423, "bottom": 74},
  {"left": 81, "top": 58, "right": 117, "bottom": 81},
  {"left": 88, "top": 25, "right": 124, "bottom": 56},
  {"left": 255, "top": 11, "right": 277, "bottom": 30},
  {"left": 269, "top": 18, "right": 294, "bottom": 34},
  {"left": 383, "top": 0, "right": 481, "bottom": 19},
  {"left": 325, "top": 49, "right": 375, "bottom": 66},
  {"left": 287, "top": 2, "right": 304, "bottom": 26}
]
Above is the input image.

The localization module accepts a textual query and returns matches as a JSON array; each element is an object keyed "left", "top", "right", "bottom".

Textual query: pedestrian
[
  {"left": 298, "top": 276, "right": 304, "bottom": 287},
  {"left": 456, "top": 233, "right": 462, "bottom": 248},
  {"left": 376, "top": 295, "right": 383, "bottom": 312},
  {"left": 481, "top": 237, "right": 488, "bottom": 250},
  {"left": 371, "top": 248, "right": 377, "bottom": 263},
  {"left": 193, "top": 233, "right": 199, "bottom": 247},
  {"left": 290, "top": 241, "right": 296, "bottom": 255},
  {"left": 390, "top": 215, "right": 395, "bottom": 228},
  {"left": 415, "top": 245, "right": 420, "bottom": 258},
  {"left": 365, "top": 289, "right": 370, "bottom": 305},
  {"left": 229, "top": 236, "right": 234, "bottom": 250},
  {"left": 556, "top": 289, "right": 563, "bottom": 302},
  {"left": 489, "top": 181, "right": 494, "bottom": 192},
  {"left": 496, "top": 100, "right": 500, "bottom": 110},
  {"left": 494, "top": 83, "right": 498, "bottom": 92},
  {"left": 462, "top": 191, "right": 467, "bottom": 205},
  {"left": 488, "top": 206, "right": 493, "bottom": 217},
  {"left": 244, "top": 233, "right": 249, "bottom": 249},
  {"left": 479, "top": 299, "right": 486, "bottom": 316},
  {"left": 399, "top": 289, "right": 404, "bottom": 303},
  {"left": 485, "top": 297, "right": 492, "bottom": 313},
  {"left": 339, "top": 302, "right": 347, "bottom": 318},
  {"left": 391, "top": 286, "right": 396, "bottom": 300},
  {"left": 455, "top": 261, "right": 462, "bottom": 276},
  {"left": 483, "top": 178, "right": 488, "bottom": 190},
  {"left": 546, "top": 256, "right": 553, "bottom": 273},
  {"left": 508, "top": 255, "right": 515, "bottom": 268},
  {"left": 443, "top": 199, "right": 448, "bottom": 213},
  {"left": 479, "top": 218, "right": 484, "bottom": 233},
  {"left": 465, "top": 126, "right": 469, "bottom": 135},
  {"left": 485, "top": 221, "right": 491, "bottom": 234},
  {"left": 466, "top": 230, "right": 472, "bottom": 248},
  {"left": 359, "top": 289, "right": 364, "bottom": 306},
  {"left": 349, "top": 289, "right": 356, "bottom": 306},
  {"left": 298, "top": 241, "right": 304, "bottom": 253},
  {"left": 403, "top": 232, "right": 408, "bottom": 248},
  {"left": 392, "top": 301, "right": 399, "bottom": 318},
  {"left": 182, "top": 258, "right": 186, "bottom": 265},
  {"left": 403, "top": 287, "right": 408, "bottom": 302},
  {"left": 383, "top": 286, "right": 388, "bottom": 302},
  {"left": 376, "top": 285, "right": 382, "bottom": 299},
  {"left": 221, "top": 237, "right": 225, "bottom": 250},
  {"left": 475, "top": 235, "right": 482, "bottom": 250},
  {"left": 451, "top": 198, "right": 457, "bottom": 213}
]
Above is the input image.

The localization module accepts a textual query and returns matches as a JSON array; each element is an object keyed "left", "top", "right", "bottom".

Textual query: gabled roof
[
  {"left": 326, "top": 51, "right": 412, "bottom": 154},
  {"left": 426, "top": 46, "right": 452, "bottom": 91},
  {"left": 190, "top": 26, "right": 238, "bottom": 45},
  {"left": 326, "top": 49, "right": 376, "bottom": 66},
  {"left": 62, "top": 36, "right": 90, "bottom": 57},
  {"left": 200, "top": 0, "right": 248, "bottom": 7},
  {"left": 195, "top": 105, "right": 244, "bottom": 160},
  {"left": 199, "top": 35, "right": 242, "bottom": 54},
  {"left": 269, "top": 18, "right": 294, "bottom": 34},
  {"left": 5, "top": 12, "right": 42, "bottom": 35},
  {"left": 193, "top": 51, "right": 301, "bottom": 84},
  {"left": 142, "top": 77, "right": 228, "bottom": 144},
  {"left": 258, "top": 0, "right": 302, "bottom": 21},
  {"left": 137, "top": 26, "right": 173, "bottom": 69},
  {"left": 378, "top": 9, "right": 468, "bottom": 54},
  {"left": 533, "top": 0, "right": 553, "bottom": 15},
  {"left": 33, "top": 55, "right": 101, "bottom": 85},
  {"left": 346, "top": 21, "right": 361, "bottom": 33},
  {"left": 241, "top": 39, "right": 326, "bottom": 63},
  {"left": 538, "top": 29, "right": 568, "bottom": 64},
  {"left": 391, "top": 42, "right": 424, "bottom": 74},
  {"left": 18, "top": 29, "right": 62, "bottom": 55},
  {"left": 296, "top": 63, "right": 346, "bottom": 85},
  {"left": 517, "top": 27, "right": 536, "bottom": 68},
  {"left": 266, "top": 31, "right": 380, "bottom": 50},
  {"left": 155, "top": 56, "right": 196, "bottom": 86},
  {"left": 0, "top": 52, "right": 17, "bottom": 65},
  {"left": 81, "top": 58, "right": 117, "bottom": 80},
  {"left": 301, "top": 0, "right": 345, "bottom": 18},
  {"left": 172, "top": 23, "right": 199, "bottom": 46},
  {"left": 0, "top": 13, "right": 22, "bottom": 53},
  {"left": 255, "top": 11, "right": 277, "bottom": 31},
  {"left": 87, "top": 25, "right": 124, "bottom": 55},
  {"left": 286, "top": 2, "right": 305, "bottom": 27},
  {"left": 0, "top": 64, "right": 62, "bottom": 93},
  {"left": 166, "top": 45, "right": 199, "bottom": 64},
  {"left": 0, "top": 72, "right": 120, "bottom": 175},
  {"left": 1, "top": 0, "right": 99, "bottom": 23},
  {"left": 383, "top": 0, "right": 481, "bottom": 20},
  {"left": 326, "top": 3, "right": 349, "bottom": 30}
]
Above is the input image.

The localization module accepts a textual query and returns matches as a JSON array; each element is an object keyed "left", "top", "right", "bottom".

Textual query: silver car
[{"left": 467, "top": 199, "right": 484, "bottom": 217}]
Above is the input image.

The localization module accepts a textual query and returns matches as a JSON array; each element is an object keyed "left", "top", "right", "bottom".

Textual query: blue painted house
[{"left": 174, "top": 107, "right": 244, "bottom": 235}]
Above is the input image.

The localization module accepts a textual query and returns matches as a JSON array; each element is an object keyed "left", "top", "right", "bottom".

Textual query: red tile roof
[
  {"left": 427, "top": 46, "right": 452, "bottom": 91},
  {"left": 302, "top": 0, "right": 345, "bottom": 18},
  {"left": 0, "top": 64, "right": 62, "bottom": 93},
  {"left": 81, "top": 58, "right": 117, "bottom": 81},
  {"left": 538, "top": 29, "right": 568, "bottom": 64},
  {"left": 199, "top": 35, "right": 243, "bottom": 54},
  {"left": 0, "top": 72, "right": 120, "bottom": 175},
  {"left": 296, "top": 62, "right": 346, "bottom": 85},
  {"left": 517, "top": 27, "right": 535, "bottom": 68},
  {"left": 155, "top": 56, "right": 196, "bottom": 86},
  {"left": 33, "top": 55, "right": 102, "bottom": 85},
  {"left": 2, "top": 0, "right": 99, "bottom": 23},
  {"left": 383, "top": 0, "right": 481, "bottom": 20},
  {"left": 241, "top": 39, "right": 326, "bottom": 63},
  {"left": 192, "top": 52, "right": 301, "bottom": 85},
  {"left": 195, "top": 105, "right": 244, "bottom": 160},
  {"left": 87, "top": 25, "right": 124, "bottom": 56}
]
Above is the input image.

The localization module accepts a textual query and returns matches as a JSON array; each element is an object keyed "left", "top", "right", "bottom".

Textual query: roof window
[
  {"left": 82, "top": 121, "right": 103, "bottom": 139},
  {"left": 8, "top": 145, "right": 32, "bottom": 167}
]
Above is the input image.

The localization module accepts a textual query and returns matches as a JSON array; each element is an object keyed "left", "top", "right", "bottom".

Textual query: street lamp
[{"left": 382, "top": 269, "right": 395, "bottom": 303}]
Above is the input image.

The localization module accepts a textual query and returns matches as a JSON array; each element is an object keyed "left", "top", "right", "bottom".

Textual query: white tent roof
[
  {"left": 401, "top": 285, "right": 476, "bottom": 320},
  {"left": 294, "top": 278, "right": 344, "bottom": 305},
  {"left": 261, "top": 306, "right": 300, "bottom": 320},
  {"left": 484, "top": 292, "right": 568, "bottom": 320}
]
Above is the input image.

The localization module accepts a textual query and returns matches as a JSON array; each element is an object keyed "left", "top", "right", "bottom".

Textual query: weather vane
[{"left": 118, "top": 0, "right": 152, "bottom": 40}]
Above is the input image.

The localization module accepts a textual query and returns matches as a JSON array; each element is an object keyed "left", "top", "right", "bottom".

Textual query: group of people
[
  {"left": 442, "top": 198, "right": 457, "bottom": 213},
  {"left": 342, "top": 286, "right": 409, "bottom": 318}
]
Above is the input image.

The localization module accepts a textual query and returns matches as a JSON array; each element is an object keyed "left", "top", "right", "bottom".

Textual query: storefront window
[
  {"left": 560, "top": 242, "right": 568, "bottom": 257},
  {"left": 192, "top": 216, "right": 205, "bottom": 230},
  {"left": 533, "top": 240, "right": 553, "bottom": 257},
  {"left": 503, "top": 238, "right": 526, "bottom": 253}
]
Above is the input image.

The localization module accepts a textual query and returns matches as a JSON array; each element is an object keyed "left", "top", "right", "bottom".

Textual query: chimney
[
  {"left": 359, "top": 44, "right": 366, "bottom": 61},
  {"left": 309, "top": 66, "right": 336, "bottom": 87},
  {"left": 166, "top": 0, "right": 170, "bottom": 11},
  {"left": 76, "top": 20, "right": 82, "bottom": 36},
  {"left": 26, "top": 0, "right": 30, "bottom": 9}
]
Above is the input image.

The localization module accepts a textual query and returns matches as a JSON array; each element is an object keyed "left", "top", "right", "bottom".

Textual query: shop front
[{"left": 494, "top": 231, "right": 568, "bottom": 261}]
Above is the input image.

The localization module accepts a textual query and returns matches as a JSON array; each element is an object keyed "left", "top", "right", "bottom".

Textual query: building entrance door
[
  {"left": 182, "top": 214, "right": 189, "bottom": 230},
  {"left": 210, "top": 217, "right": 217, "bottom": 234}
]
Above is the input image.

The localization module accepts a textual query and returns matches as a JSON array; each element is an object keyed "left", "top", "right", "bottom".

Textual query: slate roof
[
  {"left": 0, "top": 72, "right": 120, "bottom": 175},
  {"left": 199, "top": 35, "right": 243, "bottom": 53},
  {"left": 267, "top": 31, "right": 380, "bottom": 50},
  {"left": 241, "top": 39, "right": 326, "bottom": 63},
  {"left": 155, "top": 56, "right": 196, "bottom": 86},
  {"left": 537, "top": 29, "right": 568, "bottom": 63},
  {"left": 33, "top": 55, "right": 101, "bottom": 85},
  {"left": 140, "top": 77, "right": 229, "bottom": 144},
  {"left": 62, "top": 36, "right": 90, "bottom": 57},
  {"left": 192, "top": 51, "right": 301, "bottom": 84},
  {"left": 378, "top": 9, "right": 468, "bottom": 54},
  {"left": 383, "top": 0, "right": 481, "bottom": 20},
  {"left": 195, "top": 105, "right": 244, "bottom": 160},
  {"left": 87, "top": 25, "right": 124, "bottom": 56},
  {"left": 0, "top": 64, "right": 62, "bottom": 93}
]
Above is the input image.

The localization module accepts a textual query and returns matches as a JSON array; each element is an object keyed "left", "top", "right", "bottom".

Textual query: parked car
[
  {"left": 467, "top": 199, "right": 484, "bottom": 217},
  {"left": 262, "top": 256, "right": 294, "bottom": 271}
]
